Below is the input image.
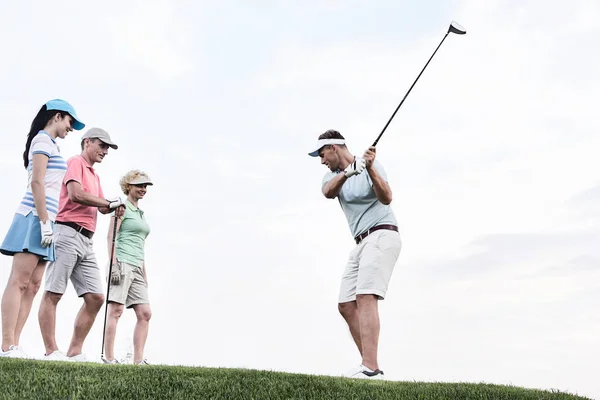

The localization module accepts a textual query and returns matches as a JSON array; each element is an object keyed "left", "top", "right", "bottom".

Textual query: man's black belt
[
  {"left": 55, "top": 221, "right": 94, "bottom": 239},
  {"left": 355, "top": 224, "right": 398, "bottom": 244}
]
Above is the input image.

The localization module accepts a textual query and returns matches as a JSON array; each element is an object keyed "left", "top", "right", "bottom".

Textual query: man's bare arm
[
  {"left": 66, "top": 181, "right": 110, "bottom": 208},
  {"left": 363, "top": 146, "right": 392, "bottom": 205},
  {"left": 367, "top": 166, "right": 392, "bottom": 205},
  {"left": 322, "top": 174, "right": 348, "bottom": 199}
]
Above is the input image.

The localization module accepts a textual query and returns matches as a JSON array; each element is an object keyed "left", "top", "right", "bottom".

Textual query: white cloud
[{"left": 102, "top": 0, "right": 195, "bottom": 80}]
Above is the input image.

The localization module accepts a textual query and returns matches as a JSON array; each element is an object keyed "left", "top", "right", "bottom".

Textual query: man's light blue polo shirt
[{"left": 322, "top": 159, "right": 398, "bottom": 239}]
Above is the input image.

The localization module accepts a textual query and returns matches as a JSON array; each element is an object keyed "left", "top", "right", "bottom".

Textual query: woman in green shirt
[{"left": 102, "top": 170, "right": 153, "bottom": 365}]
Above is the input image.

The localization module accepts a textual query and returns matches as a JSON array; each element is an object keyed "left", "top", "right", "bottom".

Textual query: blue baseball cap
[{"left": 45, "top": 99, "right": 85, "bottom": 130}]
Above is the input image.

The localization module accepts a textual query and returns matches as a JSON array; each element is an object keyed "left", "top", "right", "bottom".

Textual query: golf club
[
  {"left": 101, "top": 215, "right": 119, "bottom": 360},
  {"left": 372, "top": 21, "right": 466, "bottom": 147}
]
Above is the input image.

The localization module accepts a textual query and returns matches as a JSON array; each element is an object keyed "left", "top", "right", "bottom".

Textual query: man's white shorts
[{"left": 339, "top": 229, "right": 402, "bottom": 303}]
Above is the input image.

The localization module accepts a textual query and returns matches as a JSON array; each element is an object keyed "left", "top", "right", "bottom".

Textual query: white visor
[{"left": 308, "top": 138, "right": 346, "bottom": 157}]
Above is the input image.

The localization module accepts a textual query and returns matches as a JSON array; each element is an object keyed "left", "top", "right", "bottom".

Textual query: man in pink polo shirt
[{"left": 38, "top": 127, "right": 125, "bottom": 362}]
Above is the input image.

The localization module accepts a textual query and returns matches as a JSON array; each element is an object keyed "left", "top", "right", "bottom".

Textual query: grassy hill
[{"left": 0, "top": 358, "right": 591, "bottom": 400}]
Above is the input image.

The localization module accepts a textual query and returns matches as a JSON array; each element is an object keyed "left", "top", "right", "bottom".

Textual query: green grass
[{"left": 0, "top": 359, "right": 591, "bottom": 400}]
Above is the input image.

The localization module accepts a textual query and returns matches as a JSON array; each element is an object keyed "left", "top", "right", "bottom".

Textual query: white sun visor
[{"left": 308, "top": 138, "right": 346, "bottom": 157}]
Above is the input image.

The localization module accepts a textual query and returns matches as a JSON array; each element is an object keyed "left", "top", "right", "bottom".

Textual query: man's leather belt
[
  {"left": 355, "top": 224, "right": 398, "bottom": 244},
  {"left": 55, "top": 221, "right": 94, "bottom": 239}
]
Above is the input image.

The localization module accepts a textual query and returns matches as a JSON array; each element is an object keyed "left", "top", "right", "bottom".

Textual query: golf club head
[{"left": 448, "top": 21, "right": 466, "bottom": 35}]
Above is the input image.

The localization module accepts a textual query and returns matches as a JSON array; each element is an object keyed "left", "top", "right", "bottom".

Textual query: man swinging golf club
[
  {"left": 309, "top": 129, "right": 402, "bottom": 379},
  {"left": 309, "top": 20, "right": 464, "bottom": 379}
]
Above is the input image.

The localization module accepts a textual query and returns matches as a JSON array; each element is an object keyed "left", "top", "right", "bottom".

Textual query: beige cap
[
  {"left": 81, "top": 127, "right": 118, "bottom": 149},
  {"left": 128, "top": 172, "right": 153, "bottom": 186}
]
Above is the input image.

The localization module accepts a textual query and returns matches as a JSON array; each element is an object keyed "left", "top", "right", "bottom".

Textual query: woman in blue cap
[{"left": 0, "top": 99, "right": 85, "bottom": 358}]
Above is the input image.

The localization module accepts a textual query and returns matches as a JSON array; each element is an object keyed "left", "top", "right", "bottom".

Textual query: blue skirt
[{"left": 0, "top": 213, "right": 55, "bottom": 262}]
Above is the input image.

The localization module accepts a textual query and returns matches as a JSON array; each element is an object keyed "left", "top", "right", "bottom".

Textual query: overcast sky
[{"left": 0, "top": 0, "right": 598, "bottom": 399}]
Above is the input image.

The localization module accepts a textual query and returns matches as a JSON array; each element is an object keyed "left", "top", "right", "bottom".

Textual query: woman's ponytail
[{"left": 23, "top": 105, "right": 60, "bottom": 169}]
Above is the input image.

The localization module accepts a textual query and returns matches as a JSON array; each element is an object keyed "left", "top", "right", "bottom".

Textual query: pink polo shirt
[{"left": 55, "top": 155, "right": 105, "bottom": 233}]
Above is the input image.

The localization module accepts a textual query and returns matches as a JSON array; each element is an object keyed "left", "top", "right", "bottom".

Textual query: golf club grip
[{"left": 372, "top": 32, "right": 449, "bottom": 147}]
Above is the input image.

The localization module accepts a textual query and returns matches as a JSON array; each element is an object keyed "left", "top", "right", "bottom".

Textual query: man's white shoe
[
  {"left": 44, "top": 350, "right": 71, "bottom": 362},
  {"left": 0, "top": 345, "right": 29, "bottom": 359},
  {"left": 68, "top": 353, "right": 88, "bottom": 362},
  {"left": 343, "top": 364, "right": 385, "bottom": 380}
]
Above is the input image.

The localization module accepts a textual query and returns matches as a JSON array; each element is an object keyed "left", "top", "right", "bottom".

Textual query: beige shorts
[
  {"left": 45, "top": 223, "right": 103, "bottom": 297},
  {"left": 339, "top": 229, "right": 402, "bottom": 303},
  {"left": 107, "top": 261, "right": 149, "bottom": 308}
]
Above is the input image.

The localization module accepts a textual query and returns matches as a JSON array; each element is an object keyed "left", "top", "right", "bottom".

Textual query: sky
[{"left": 0, "top": 0, "right": 598, "bottom": 398}]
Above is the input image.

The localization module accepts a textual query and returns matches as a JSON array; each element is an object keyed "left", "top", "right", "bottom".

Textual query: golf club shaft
[
  {"left": 101, "top": 215, "right": 119, "bottom": 358},
  {"left": 372, "top": 32, "right": 450, "bottom": 147}
]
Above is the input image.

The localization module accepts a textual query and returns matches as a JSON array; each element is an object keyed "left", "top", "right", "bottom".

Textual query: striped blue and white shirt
[{"left": 15, "top": 131, "right": 67, "bottom": 222}]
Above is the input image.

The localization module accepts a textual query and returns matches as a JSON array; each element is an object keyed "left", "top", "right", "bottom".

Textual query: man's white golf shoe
[
  {"left": 68, "top": 353, "right": 89, "bottom": 362},
  {"left": 43, "top": 350, "right": 71, "bottom": 362},
  {"left": 343, "top": 364, "right": 385, "bottom": 380}
]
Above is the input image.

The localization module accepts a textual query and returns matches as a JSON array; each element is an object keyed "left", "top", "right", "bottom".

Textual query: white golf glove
[
  {"left": 107, "top": 197, "right": 125, "bottom": 209},
  {"left": 40, "top": 220, "right": 53, "bottom": 248},
  {"left": 344, "top": 157, "right": 367, "bottom": 178},
  {"left": 110, "top": 261, "right": 122, "bottom": 285}
]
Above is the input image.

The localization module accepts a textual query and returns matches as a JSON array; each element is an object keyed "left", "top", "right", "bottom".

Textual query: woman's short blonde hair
[{"left": 119, "top": 169, "right": 151, "bottom": 195}]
